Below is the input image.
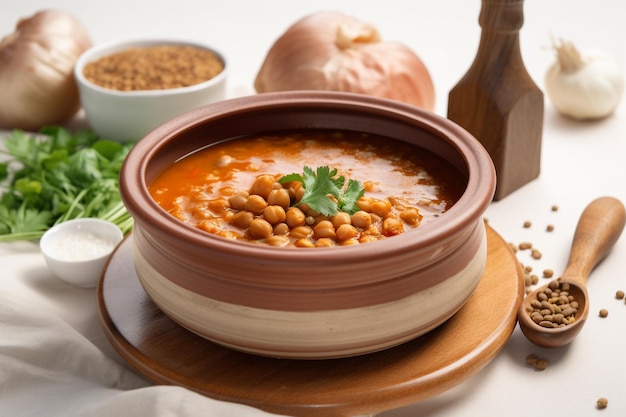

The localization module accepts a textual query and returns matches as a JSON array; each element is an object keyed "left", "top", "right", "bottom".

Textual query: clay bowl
[{"left": 119, "top": 91, "right": 496, "bottom": 359}]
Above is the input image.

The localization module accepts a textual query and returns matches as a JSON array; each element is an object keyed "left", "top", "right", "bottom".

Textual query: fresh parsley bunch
[
  {"left": 0, "top": 126, "right": 134, "bottom": 242},
  {"left": 279, "top": 166, "right": 365, "bottom": 216}
]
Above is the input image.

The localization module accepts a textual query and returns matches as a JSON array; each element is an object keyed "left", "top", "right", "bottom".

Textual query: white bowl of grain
[
  {"left": 74, "top": 39, "right": 228, "bottom": 142},
  {"left": 40, "top": 218, "right": 124, "bottom": 288}
]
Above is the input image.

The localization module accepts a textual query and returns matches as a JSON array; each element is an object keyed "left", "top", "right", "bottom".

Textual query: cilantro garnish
[
  {"left": 0, "top": 126, "right": 135, "bottom": 242},
  {"left": 279, "top": 166, "right": 365, "bottom": 216}
]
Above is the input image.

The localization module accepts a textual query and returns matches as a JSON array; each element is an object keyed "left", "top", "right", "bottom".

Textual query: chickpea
[
  {"left": 400, "top": 208, "right": 421, "bottom": 226},
  {"left": 282, "top": 182, "right": 300, "bottom": 201},
  {"left": 336, "top": 223, "right": 359, "bottom": 242},
  {"left": 370, "top": 213, "right": 382, "bottom": 224},
  {"left": 290, "top": 225, "right": 313, "bottom": 239},
  {"left": 294, "top": 238, "right": 315, "bottom": 248},
  {"left": 245, "top": 194, "right": 268, "bottom": 215},
  {"left": 371, "top": 199, "right": 392, "bottom": 217},
  {"left": 248, "top": 218, "right": 273, "bottom": 239},
  {"left": 266, "top": 235, "right": 290, "bottom": 247},
  {"left": 228, "top": 191, "right": 249, "bottom": 211},
  {"left": 267, "top": 188, "right": 291, "bottom": 209},
  {"left": 356, "top": 196, "right": 374, "bottom": 212},
  {"left": 285, "top": 207, "right": 306, "bottom": 228},
  {"left": 303, "top": 206, "right": 321, "bottom": 218},
  {"left": 294, "top": 185, "right": 305, "bottom": 202},
  {"left": 314, "top": 220, "right": 336, "bottom": 239},
  {"left": 249, "top": 175, "right": 276, "bottom": 199},
  {"left": 222, "top": 211, "right": 234, "bottom": 223},
  {"left": 263, "top": 205, "right": 287, "bottom": 225},
  {"left": 230, "top": 211, "right": 254, "bottom": 229},
  {"left": 313, "top": 215, "right": 330, "bottom": 226},
  {"left": 351, "top": 211, "right": 372, "bottom": 229},
  {"left": 315, "top": 238, "right": 336, "bottom": 247},
  {"left": 331, "top": 212, "right": 351, "bottom": 228},
  {"left": 273, "top": 223, "right": 290, "bottom": 235}
]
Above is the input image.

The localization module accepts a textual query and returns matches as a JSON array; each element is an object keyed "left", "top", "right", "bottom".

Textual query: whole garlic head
[
  {"left": 254, "top": 11, "right": 435, "bottom": 111},
  {"left": 545, "top": 39, "right": 624, "bottom": 121}
]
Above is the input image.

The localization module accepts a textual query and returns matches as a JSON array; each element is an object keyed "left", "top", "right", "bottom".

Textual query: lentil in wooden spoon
[{"left": 518, "top": 196, "right": 626, "bottom": 348}]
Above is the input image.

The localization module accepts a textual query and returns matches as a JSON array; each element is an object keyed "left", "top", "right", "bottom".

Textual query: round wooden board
[{"left": 98, "top": 224, "right": 523, "bottom": 417}]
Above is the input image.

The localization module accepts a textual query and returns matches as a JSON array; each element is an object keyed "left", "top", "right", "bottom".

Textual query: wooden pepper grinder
[{"left": 448, "top": 0, "right": 543, "bottom": 200}]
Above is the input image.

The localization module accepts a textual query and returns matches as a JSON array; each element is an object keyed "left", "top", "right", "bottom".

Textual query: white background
[{"left": 1, "top": 1, "right": 626, "bottom": 416}]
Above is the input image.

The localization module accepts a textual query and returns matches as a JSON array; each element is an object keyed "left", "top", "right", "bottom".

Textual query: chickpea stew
[{"left": 149, "top": 130, "right": 465, "bottom": 247}]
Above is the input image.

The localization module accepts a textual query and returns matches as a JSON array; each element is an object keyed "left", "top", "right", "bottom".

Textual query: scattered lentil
[
  {"left": 616, "top": 290, "right": 625, "bottom": 300},
  {"left": 546, "top": 224, "right": 555, "bottom": 232},
  {"left": 83, "top": 45, "right": 224, "bottom": 91},
  {"left": 523, "top": 220, "right": 532, "bottom": 228},
  {"left": 519, "top": 241, "right": 532, "bottom": 250},
  {"left": 599, "top": 309, "right": 609, "bottom": 318},
  {"left": 525, "top": 353, "right": 539, "bottom": 366},
  {"left": 534, "top": 358, "right": 549, "bottom": 370},
  {"left": 551, "top": 205, "right": 559, "bottom": 212},
  {"left": 543, "top": 269, "right": 554, "bottom": 278},
  {"left": 596, "top": 397, "right": 608, "bottom": 409},
  {"left": 525, "top": 354, "right": 549, "bottom": 371},
  {"left": 531, "top": 248, "right": 542, "bottom": 259}
]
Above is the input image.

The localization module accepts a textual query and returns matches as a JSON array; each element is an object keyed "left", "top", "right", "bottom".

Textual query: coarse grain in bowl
[
  {"left": 119, "top": 91, "right": 496, "bottom": 359},
  {"left": 74, "top": 39, "right": 227, "bottom": 142}
]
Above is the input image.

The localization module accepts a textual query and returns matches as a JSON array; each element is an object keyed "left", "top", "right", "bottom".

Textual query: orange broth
[{"left": 149, "top": 130, "right": 465, "bottom": 246}]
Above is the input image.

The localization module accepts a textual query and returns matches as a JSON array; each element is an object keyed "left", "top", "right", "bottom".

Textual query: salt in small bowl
[{"left": 40, "top": 218, "right": 124, "bottom": 288}]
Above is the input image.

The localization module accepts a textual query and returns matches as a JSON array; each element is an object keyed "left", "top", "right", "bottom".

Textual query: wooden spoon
[{"left": 518, "top": 196, "right": 626, "bottom": 348}]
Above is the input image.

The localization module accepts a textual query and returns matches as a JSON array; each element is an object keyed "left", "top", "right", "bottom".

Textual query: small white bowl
[
  {"left": 74, "top": 39, "right": 228, "bottom": 142},
  {"left": 40, "top": 218, "right": 124, "bottom": 288}
]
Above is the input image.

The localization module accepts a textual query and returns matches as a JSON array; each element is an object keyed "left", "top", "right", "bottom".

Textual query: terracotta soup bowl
[{"left": 119, "top": 91, "right": 496, "bottom": 359}]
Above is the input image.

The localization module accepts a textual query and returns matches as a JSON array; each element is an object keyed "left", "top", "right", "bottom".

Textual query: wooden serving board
[{"left": 97, "top": 224, "right": 524, "bottom": 417}]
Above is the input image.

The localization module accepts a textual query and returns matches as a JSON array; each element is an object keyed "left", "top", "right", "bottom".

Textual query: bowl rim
[
  {"left": 120, "top": 91, "right": 495, "bottom": 263},
  {"left": 74, "top": 38, "right": 228, "bottom": 97}
]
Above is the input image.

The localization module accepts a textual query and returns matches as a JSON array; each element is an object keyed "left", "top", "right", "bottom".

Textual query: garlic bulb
[
  {"left": 545, "top": 39, "right": 624, "bottom": 120},
  {"left": 0, "top": 10, "right": 92, "bottom": 131},
  {"left": 254, "top": 11, "right": 435, "bottom": 111}
]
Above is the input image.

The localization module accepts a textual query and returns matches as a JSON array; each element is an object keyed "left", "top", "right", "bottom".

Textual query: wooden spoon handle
[{"left": 564, "top": 196, "right": 626, "bottom": 282}]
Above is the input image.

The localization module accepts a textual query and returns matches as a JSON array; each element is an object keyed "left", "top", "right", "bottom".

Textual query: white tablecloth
[{"left": 2, "top": 1, "right": 626, "bottom": 416}]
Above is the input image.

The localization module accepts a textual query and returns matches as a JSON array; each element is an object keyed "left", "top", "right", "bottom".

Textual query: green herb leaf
[
  {"left": 0, "top": 127, "right": 136, "bottom": 242},
  {"left": 338, "top": 178, "right": 365, "bottom": 214},
  {"left": 279, "top": 165, "right": 365, "bottom": 216}
]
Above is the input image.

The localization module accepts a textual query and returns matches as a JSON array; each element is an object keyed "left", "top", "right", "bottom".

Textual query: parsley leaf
[
  {"left": 279, "top": 166, "right": 365, "bottom": 216},
  {"left": 338, "top": 177, "right": 365, "bottom": 214},
  {"left": 0, "top": 127, "right": 135, "bottom": 242}
]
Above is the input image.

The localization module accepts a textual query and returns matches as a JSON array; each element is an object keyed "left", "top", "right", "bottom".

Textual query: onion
[
  {"left": 0, "top": 10, "right": 92, "bottom": 131},
  {"left": 254, "top": 11, "right": 435, "bottom": 111}
]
